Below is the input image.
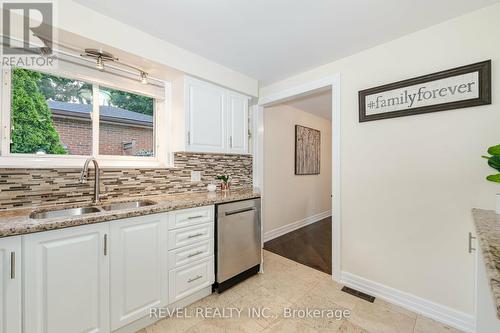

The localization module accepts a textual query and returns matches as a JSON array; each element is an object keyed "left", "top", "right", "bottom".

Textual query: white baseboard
[
  {"left": 341, "top": 272, "right": 474, "bottom": 333},
  {"left": 263, "top": 210, "right": 332, "bottom": 242}
]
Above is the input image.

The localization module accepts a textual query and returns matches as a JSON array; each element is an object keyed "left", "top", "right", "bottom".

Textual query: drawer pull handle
[
  {"left": 10, "top": 252, "right": 15, "bottom": 279},
  {"left": 187, "top": 215, "right": 204, "bottom": 220},
  {"left": 188, "top": 250, "right": 204, "bottom": 258},
  {"left": 187, "top": 232, "right": 204, "bottom": 239},
  {"left": 188, "top": 275, "right": 203, "bottom": 283}
]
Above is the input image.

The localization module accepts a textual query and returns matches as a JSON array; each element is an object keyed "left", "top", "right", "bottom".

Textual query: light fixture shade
[
  {"left": 96, "top": 56, "right": 104, "bottom": 70},
  {"left": 140, "top": 72, "right": 148, "bottom": 84}
]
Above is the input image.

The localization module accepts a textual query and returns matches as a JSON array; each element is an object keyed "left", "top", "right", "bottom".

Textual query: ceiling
[
  {"left": 284, "top": 89, "right": 332, "bottom": 120},
  {"left": 75, "top": 0, "right": 499, "bottom": 85}
]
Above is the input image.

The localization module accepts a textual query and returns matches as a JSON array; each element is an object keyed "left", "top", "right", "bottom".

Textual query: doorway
[
  {"left": 254, "top": 74, "right": 341, "bottom": 281},
  {"left": 262, "top": 89, "right": 333, "bottom": 274}
]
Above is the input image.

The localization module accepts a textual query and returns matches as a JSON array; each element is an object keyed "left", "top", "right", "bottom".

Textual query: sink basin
[
  {"left": 30, "top": 206, "right": 102, "bottom": 220},
  {"left": 30, "top": 200, "right": 156, "bottom": 220},
  {"left": 100, "top": 200, "right": 156, "bottom": 211}
]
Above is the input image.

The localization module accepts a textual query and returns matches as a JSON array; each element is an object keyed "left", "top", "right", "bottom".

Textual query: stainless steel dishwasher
[{"left": 215, "top": 198, "right": 261, "bottom": 292}]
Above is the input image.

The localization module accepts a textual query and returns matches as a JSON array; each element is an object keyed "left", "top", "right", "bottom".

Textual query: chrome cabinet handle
[
  {"left": 188, "top": 275, "right": 203, "bottom": 283},
  {"left": 187, "top": 250, "right": 204, "bottom": 258},
  {"left": 187, "top": 232, "right": 204, "bottom": 239},
  {"left": 10, "top": 252, "right": 15, "bottom": 279},
  {"left": 229, "top": 136, "right": 233, "bottom": 148},
  {"left": 468, "top": 232, "right": 476, "bottom": 253},
  {"left": 104, "top": 234, "right": 108, "bottom": 256},
  {"left": 187, "top": 215, "right": 204, "bottom": 220}
]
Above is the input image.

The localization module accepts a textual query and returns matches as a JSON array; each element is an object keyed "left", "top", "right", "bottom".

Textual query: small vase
[
  {"left": 496, "top": 193, "right": 500, "bottom": 214},
  {"left": 221, "top": 182, "right": 230, "bottom": 191}
]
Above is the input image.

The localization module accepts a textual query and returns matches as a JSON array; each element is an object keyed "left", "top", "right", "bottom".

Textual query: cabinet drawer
[
  {"left": 168, "top": 206, "right": 214, "bottom": 230},
  {"left": 168, "top": 256, "right": 214, "bottom": 304},
  {"left": 167, "top": 223, "right": 213, "bottom": 250},
  {"left": 168, "top": 239, "right": 213, "bottom": 269}
]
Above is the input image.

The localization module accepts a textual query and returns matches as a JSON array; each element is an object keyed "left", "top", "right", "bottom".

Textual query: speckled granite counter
[
  {"left": 472, "top": 208, "right": 500, "bottom": 318},
  {"left": 0, "top": 189, "right": 260, "bottom": 238}
]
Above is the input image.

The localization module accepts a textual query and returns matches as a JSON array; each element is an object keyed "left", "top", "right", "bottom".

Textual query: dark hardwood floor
[{"left": 264, "top": 217, "right": 332, "bottom": 274}]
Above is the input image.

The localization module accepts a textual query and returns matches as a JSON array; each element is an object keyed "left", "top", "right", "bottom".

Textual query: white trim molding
[
  {"left": 341, "top": 272, "right": 475, "bottom": 333},
  {"left": 264, "top": 210, "right": 332, "bottom": 242}
]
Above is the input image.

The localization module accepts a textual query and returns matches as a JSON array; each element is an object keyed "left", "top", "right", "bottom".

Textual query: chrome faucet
[{"left": 79, "top": 157, "right": 101, "bottom": 204}]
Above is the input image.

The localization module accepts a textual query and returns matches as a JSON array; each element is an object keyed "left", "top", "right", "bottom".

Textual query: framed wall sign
[
  {"left": 295, "top": 125, "right": 320, "bottom": 175},
  {"left": 359, "top": 60, "right": 491, "bottom": 122}
]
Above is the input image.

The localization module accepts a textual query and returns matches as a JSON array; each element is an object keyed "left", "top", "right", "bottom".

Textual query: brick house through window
[{"left": 49, "top": 101, "right": 154, "bottom": 156}]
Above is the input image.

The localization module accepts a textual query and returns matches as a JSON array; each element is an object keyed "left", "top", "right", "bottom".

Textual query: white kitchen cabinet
[
  {"left": 167, "top": 205, "right": 215, "bottom": 304},
  {"left": 185, "top": 77, "right": 226, "bottom": 153},
  {"left": 185, "top": 76, "right": 249, "bottom": 154},
  {"left": 168, "top": 256, "right": 214, "bottom": 304},
  {"left": 227, "top": 92, "right": 249, "bottom": 154},
  {"left": 0, "top": 236, "right": 22, "bottom": 333},
  {"left": 167, "top": 222, "right": 213, "bottom": 250},
  {"left": 23, "top": 223, "right": 110, "bottom": 333},
  {"left": 475, "top": 249, "right": 500, "bottom": 332},
  {"left": 110, "top": 213, "right": 168, "bottom": 330}
]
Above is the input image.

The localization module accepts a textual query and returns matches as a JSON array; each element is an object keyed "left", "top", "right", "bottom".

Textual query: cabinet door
[
  {"left": 110, "top": 214, "right": 168, "bottom": 330},
  {"left": 23, "top": 223, "right": 109, "bottom": 333},
  {"left": 475, "top": 250, "right": 500, "bottom": 332},
  {"left": 186, "top": 77, "right": 226, "bottom": 153},
  {"left": 0, "top": 236, "right": 22, "bottom": 333},
  {"left": 227, "top": 92, "right": 249, "bottom": 154}
]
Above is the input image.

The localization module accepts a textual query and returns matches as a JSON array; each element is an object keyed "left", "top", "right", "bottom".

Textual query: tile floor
[{"left": 138, "top": 250, "right": 463, "bottom": 333}]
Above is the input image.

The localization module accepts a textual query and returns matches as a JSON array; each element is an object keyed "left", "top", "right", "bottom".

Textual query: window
[
  {"left": 4, "top": 67, "right": 163, "bottom": 165},
  {"left": 99, "top": 86, "right": 155, "bottom": 157},
  {"left": 10, "top": 68, "right": 93, "bottom": 155}
]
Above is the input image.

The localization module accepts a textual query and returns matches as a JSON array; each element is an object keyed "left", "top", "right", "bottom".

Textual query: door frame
[{"left": 254, "top": 73, "right": 342, "bottom": 282}]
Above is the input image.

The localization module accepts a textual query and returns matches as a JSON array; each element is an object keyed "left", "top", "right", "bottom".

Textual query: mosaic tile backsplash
[{"left": 0, "top": 152, "right": 253, "bottom": 210}]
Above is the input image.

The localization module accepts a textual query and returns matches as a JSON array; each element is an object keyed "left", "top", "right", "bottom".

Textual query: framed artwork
[
  {"left": 359, "top": 60, "right": 491, "bottom": 122},
  {"left": 295, "top": 125, "right": 320, "bottom": 175}
]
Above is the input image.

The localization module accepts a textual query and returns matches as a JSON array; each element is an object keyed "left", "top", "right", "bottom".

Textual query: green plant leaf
[
  {"left": 488, "top": 155, "right": 500, "bottom": 172},
  {"left": 486, "top": 174, "right": 500, "bottom": 183},
  {"left": 488, "top": 144, "right": 500, "bottom": 156}
]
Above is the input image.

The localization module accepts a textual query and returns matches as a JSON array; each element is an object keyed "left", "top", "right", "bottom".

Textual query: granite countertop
[
  {"left": 472, "top": 208, "right": 500, "bottom": 319},
  {"left": 0, "top": 188, "right": 260, "bottom": 238}
]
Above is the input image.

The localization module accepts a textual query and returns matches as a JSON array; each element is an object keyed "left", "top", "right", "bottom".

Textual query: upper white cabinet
[
  {"left": 0, "top": 236, "right": 22, "bottom": 333},
  {"left": 185, "top": 76, "right": 249, "bottom": 154},
  {"left": 227, "top": 92, "right": 249, "bottom": 154},
  {"left": 185, "top": 77, "right": 226, "bottom": 153},
  {"left": 23, "top": 223, "right": 110, "bottom": 333},
  {"left": 110, "top": 213, "right": 168, "bottom": 330}
]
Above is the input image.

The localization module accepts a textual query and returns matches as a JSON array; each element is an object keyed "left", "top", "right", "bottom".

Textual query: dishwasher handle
[{"left": 224, "top": 207, "right": 256, "bottom": 216}]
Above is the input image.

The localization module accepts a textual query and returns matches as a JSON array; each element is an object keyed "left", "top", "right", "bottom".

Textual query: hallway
[{"left": 264, "top": 217, "right": 332, "bottom": 274}]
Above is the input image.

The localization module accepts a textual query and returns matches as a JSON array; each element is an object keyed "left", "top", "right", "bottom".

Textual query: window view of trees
[
  {"left": 38, "top": 72, "right": 92, "bottom": 104},
  {"left": 11, "top": 68, "right": 67, "bottom": 154},
  {"left": 10, "top": 68, "right": 155, "bottom": 157},
  {"left": 104, "top": 87, "right": 154, "bottom": 116}
]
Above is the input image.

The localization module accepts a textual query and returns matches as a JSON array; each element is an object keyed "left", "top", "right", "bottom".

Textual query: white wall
[
  {"left": 261, "top": 4, "right": 500, "bottom": 316},
  {"left": 54, "top": 0, "right": 258, "bottom": 97},
  {"left": 264, "top": 104, "right": 332, "bottom": 235}
]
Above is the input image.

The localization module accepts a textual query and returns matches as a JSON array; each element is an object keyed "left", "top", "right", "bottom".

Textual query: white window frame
[{"left": 0, "top": 66, "right": 172, "bottom": 168}]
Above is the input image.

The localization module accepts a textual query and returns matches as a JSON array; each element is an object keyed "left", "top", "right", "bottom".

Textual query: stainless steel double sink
[{"left": 30, "top": 200, "right": 156, "bottom": 220}]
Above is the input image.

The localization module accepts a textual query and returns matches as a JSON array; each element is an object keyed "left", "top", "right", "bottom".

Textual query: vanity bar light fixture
[{"left": 81, "top": 48, "right": 148, "bottom": 84}]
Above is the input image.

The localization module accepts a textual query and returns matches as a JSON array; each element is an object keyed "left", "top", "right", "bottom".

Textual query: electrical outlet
[{"left": 191, "top": 171, "right": 201, "bottom": 182}]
